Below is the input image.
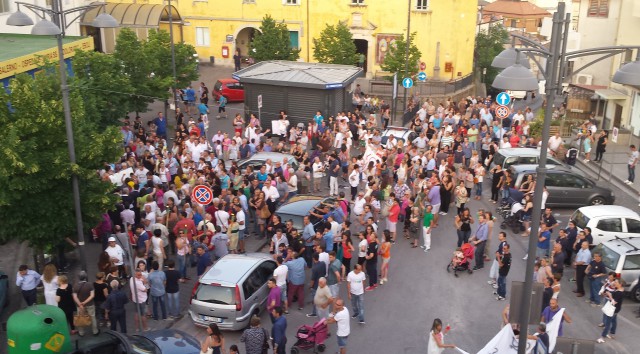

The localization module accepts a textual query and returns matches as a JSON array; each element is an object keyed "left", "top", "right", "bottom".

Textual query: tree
[
  {"left": 313, "top": 23, "right": 359, "bottom": 65},
  {"left": 0, "top": 71, "right": 122, "bottom": 250},
  {"left": 250, "top": 15, "right": 300, "bottom": 62},
  {"left": 144, "top": 29, "right": 199, "bottom": 90},
  {"left": 379, "top": 32, "right": 422, "bottom": 82},
  {"left": 474, "top": 25, "right": 509, "bottom": 89}
]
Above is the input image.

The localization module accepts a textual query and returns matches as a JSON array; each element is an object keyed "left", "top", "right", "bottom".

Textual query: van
[
  {"left": 570, "top": 205, "right": 640, "bottom": 246},
  {"left": 491, "top": 148, "right": 567, "bottom": 171},
  {"left": 189, "top": 253, "right": 277, "bottom": 330},
  {"left": 593, "top": 237, "right": 640, "bottom": 302}
]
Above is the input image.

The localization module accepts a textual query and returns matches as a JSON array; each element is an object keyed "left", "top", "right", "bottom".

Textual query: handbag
[
  {"left": 602, "top": 300, "right": 615, "bottom": 317},
  {"left": 73, "top": 308, "right": 92, "bottom": 327},
  {"left": 259, "top": 203, "right": 271, "bottom": 219}
]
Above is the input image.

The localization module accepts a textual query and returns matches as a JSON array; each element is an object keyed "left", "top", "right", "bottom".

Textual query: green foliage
[
  {"left": 313, "top": 23, "right": 359, "bottom": 65},
  {"left": 379, "top": 32, "right": 422, "bottom": 82},
  {"left": 250, "top": 15, "right": 300, "bottom": 62},
  {"left": 474, "top": 25, "right": 509, "bottom": 87},
  {"left": 0, "top": 71, "right": 122, "bottom": 250}
]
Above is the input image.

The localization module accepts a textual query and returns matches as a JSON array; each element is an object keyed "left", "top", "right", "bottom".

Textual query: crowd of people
[{"left": 15, "top": 88, "right": 632, "bottom": 353}]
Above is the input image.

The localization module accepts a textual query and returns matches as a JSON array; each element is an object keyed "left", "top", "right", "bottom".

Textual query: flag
[{"left": 545, "top": 308, "right": 565, "bottom": 352}]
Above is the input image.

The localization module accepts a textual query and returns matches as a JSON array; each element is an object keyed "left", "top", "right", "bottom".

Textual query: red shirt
[
  {"left": 388, "top": 204, "right": 401, "bottom": 222},
  {"left": 172, "top": 218, "right": 197, "bottom": 240}
]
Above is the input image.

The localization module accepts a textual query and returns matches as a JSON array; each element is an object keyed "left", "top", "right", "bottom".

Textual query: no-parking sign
[
  {"left": 191, "top": 185, "right": 213, "bottom": 205},
  {"left": 496, "top": 105, "right": 511, "bottom": 119}
]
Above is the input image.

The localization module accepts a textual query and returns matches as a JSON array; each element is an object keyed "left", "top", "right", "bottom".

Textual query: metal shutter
[{"left": 286, "top": 88, "right": 324, "bottom": 128}]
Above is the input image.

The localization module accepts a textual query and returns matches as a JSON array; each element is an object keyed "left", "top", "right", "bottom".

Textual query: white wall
[{"left": 0, "top": 0, "right": 90, "bottom": 36}]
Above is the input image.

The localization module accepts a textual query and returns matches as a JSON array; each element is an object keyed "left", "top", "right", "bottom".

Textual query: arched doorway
[
  {"left": 235, "top": 27, "right": 258, "bottom": 64},
  {"left": 354, "top": 39, "right": 368, "bottom": 70}
]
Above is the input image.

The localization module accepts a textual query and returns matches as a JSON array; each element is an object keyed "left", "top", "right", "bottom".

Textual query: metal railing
[{"left": 368, "top": 74, "right": 474, "bottom": 97}]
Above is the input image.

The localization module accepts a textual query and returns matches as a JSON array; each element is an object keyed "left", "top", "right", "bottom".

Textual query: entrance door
[
  {"left": 614, "top": 103, "right": 623, "bottom": 128},
  {"left": 354, "top": 39, "right": 368, "bottom": 70}
]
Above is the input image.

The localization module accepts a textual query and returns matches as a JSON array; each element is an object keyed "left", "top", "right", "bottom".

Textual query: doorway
[
  {"left": 235, "top": 27, "right": 257, "bottom": 64},
  {"left": 354, "top": 39, "right": 368, "bottom": 70},
  {"left": 614, "top": 103, "right": 623, "bottom": 128}
]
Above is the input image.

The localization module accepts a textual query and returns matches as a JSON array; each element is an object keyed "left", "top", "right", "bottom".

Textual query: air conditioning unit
[{"left": 576, "top": 74, "right": 593, "bottom": 85}]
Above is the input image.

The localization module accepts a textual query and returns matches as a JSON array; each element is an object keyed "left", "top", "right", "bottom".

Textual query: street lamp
[
  {"left": 491, "top": 3, "right": 640, "bottom": 354},
  {"left": 6, "top": 1, "right": 118, "bottom": 272}
]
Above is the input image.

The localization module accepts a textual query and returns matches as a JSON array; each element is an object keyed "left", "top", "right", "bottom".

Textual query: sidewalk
[{"left": 575, "top": 143, "right": 640, "bottom": 197}]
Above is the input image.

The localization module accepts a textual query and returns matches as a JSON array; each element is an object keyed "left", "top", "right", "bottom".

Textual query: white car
[{"left": 570, "top": 205, "right": 640, "bottom": 246}]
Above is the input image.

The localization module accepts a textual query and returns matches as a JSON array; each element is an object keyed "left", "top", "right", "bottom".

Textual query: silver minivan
[
  {"left": 593, "top": 237, "right": 640, "bottom": 302},
  {"left": 189, "top": 253, "right": 277, "bottom": 330},
  {"left": 491, "top": 147, "right": 566, "bottom": 170}
]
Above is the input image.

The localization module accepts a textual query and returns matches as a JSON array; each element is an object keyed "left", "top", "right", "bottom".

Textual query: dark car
[
  {"left": 71, "top": 329, "right": 201, "bottom": 354},
  {"left": 276, "top": 195, "right": 338, "bottom": 232},
  {"left": 510, "top": 164, "right": 615, "bottom": 207},
  {"left": 212, "top": 78, "right": 244, "bottom": 102}
]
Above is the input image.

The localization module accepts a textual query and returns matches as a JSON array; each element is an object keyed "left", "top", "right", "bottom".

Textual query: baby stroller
[
  {"left": 290, "top": 318, "right": 328, "bottom": 353},
  {"left": 446, "top": 243, "right": 475, "bottom": 277},
  {"left": 500, "top": 201, "right": 525, "bottom": 234}
]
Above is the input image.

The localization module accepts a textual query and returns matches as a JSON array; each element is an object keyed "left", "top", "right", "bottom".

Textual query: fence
[{"left": 368, "top": 74, "right": 474, "bottom": 98}]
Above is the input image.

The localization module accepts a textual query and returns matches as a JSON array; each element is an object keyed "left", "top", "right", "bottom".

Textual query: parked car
[
  {"left": 229, "top": 152, "right": 300, "bottom": 171},
  {"left": 189, "top": 253, "right": 276, "bottom": 330},
  {"left": 212, "top": 78, "right": 244, "bottom": 102},
  {"left": 510, "top": 164, "right": 615, "bottom": 207},
  {"left": 380, "top": 126, "right": 417, "bottom": 146},
  {"left": 275, "top": 195, "right": 337, "bottom": 231},
  {"left": 490, "top": 148, "right": 573, "bottom": 171},
  {"left": 592, "top": 237, "right": 640, "bottom": 302},
  {"left": 570, "top": 205, "right": 640, "bottom": 246}
]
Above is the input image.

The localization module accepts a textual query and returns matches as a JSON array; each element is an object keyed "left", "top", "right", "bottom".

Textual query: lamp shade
[
  {"left": 92, "top": 13, "right": 119, "bottom": 28},
  {"left": 492, "top": 64, "right": 539, "bottom": 91},
  {"left": 491, "top": 48, "right": 531, "bottom": 69},
  {"left": 612, "top": 60, "right": 640, "bottom": 86},
  {"left": 6, "top": 10, "right": 34, "bottom": 27},
  {"left": 31, "top": 19, "right": 62, "bottom": 36}
]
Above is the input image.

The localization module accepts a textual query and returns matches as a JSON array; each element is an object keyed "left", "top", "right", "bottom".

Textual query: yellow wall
[{"left": 110, "top": 0, "right": 477, "bottom": 78}]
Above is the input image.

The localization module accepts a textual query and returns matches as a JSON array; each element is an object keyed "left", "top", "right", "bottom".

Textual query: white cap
[{"left": 108, "top": 236, "right": 116, "bottom": 242}]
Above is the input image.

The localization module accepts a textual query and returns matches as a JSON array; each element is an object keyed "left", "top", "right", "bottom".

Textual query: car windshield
[
  {"left": 594, "top": 244, "right": 620, "bottom": 271},
  {"left": 129, "top": 335, "right": 161, "bottom": 354},
  {"left": 493, "top": 152, "right": 506, "bottom": 168},
  {"left": 571, "top": 209, "right": 590, "bottom": 229},
  {"left": 194, "top": 284, "right": 235, "bottom": 305}
]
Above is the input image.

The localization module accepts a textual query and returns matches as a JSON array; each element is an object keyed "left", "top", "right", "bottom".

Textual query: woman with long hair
[
  {"left": 41, "top": 263, "right": 59, "bottom": 306},
  {"left": 379, "top": 230, "right": 392, "bottom": 285},
  {"left": 97, "top": 251, "right": 112, "bottom": 274},
  {"left": 427, "top": 318, "right": 456, "bottom": 354},
  {"left": 439, "top": 175, "right": 454, "bottom": 215},
  {"left": 56, "top": 275, "right": 77, "bottom": 334},
  {"left": 201, "top": 323, "right": 226, "bottom": 354}
]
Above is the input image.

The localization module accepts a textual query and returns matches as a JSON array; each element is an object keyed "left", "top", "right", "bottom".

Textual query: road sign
[
  {"left": 496, "top": 105, "right": 510, "bottom": 119},
  {"left": 191, "top": 185, "right": 213, "bottom": 205},
  {"left": 392, "top": 73, "right": 398, "bottom": 99},
  {"left": 496, "top": 91, "right": 511, "bottom": 106},
  {"left": 257, "top": 94, "right": 263, "bottom": 109},
  {"left": 402, "top": 77, "right": 413, "bottom": 88},
  {"left": 417, "top": 72, "right": 427, "bottom": 82},
  {"left": 612, "top": 126, "right": 618, "bottom": 143}
]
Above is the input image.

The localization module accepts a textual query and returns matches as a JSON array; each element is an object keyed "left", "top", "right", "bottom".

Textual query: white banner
[
  {"left": 545, "top": 308, "right": 565, "bottom": 352},
  {"left": 476, "top": 325, "right": 536, "bottom": 354}
]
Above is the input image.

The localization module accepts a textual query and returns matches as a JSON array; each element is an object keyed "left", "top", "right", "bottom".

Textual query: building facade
[
  {"left": 100, "top": 0, "right": 477, "bottom": 80},
  {"left": 0, "top": 0, "right": 89, "bottom": 36}
]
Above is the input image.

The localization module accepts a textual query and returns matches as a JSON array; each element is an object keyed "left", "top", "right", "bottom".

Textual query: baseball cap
[{"left": 108, "top": 236, "right": 116, "bottom": 242}]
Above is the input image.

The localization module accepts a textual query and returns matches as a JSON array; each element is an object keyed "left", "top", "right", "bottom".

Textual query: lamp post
[
  {"left": 6, "top": 2, "right": 118, "bottom": 272},
  {"left": 491, "top": 2, "right": 640, "bottom": 353}
]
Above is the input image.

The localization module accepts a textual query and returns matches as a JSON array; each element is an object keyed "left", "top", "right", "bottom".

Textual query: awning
[
  {"left": 80, "top": 2, "right": 182, "bottom": 28},
  {"left": 595, "top": 88, "right": 628, "bottom": 100}
]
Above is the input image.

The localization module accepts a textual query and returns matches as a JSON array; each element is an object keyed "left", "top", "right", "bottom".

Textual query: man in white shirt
[
  {"left": 348, "top": 167, "right": 361, "bottom": 201},
  {"left": 385, "top": 135, "right": 397, "bottom": 150},
  {"left": 412, "top": 132, "right": 428, "bottom": 150},
  {"left": 513, "top": 110, "right": 525, "bottom": 125},
  {"left": 262, "top": 176, "right": 280, "bottom": 213},
  {"left": 548, "top": 132, "right": 563, "bottom": 155},
  {"left": 120, "top": 207, "right": 135, "bottom": 227},
  {"left": 213, "top": 206, "right": 230, "bottom": 233},
  {"left": 105, "top": 236, "right": 125, "bottom": 268},
  {"left": 287, "top": 168, "right": 298, "bottom": 200},
  {"left": 327, "top": 298, "right": 351, "bottom": 353},
  {"left": 417, "top": 103, "right": 428, "bottom": 122},
  {"left": 134, "top": 165, "right": 149, "bottom": 187},
  {"left": 273, "top": 256, "right": 289, "bottom": 313},
  {"left": 346, "top": 264, "right": 366, "bottom": 324},
  {"left": 143, "top": 205, "right": 156, "bottom": 231}
]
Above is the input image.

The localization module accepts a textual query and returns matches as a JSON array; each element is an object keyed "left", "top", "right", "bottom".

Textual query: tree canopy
[
  {"left": 0, "top": 70, "right": 122, "bottom": 249},
  {"left": 250, "top": 15, "right": 300, "bottom": 62},
  {"left": 313, "top": 23, "right": 359, "bottom": 65},
  {"left": 379, "top": 32, "right": 422, "bottom": 82},
  {"left": 474, "top": 25, "right": 509, "bottom": 88}
]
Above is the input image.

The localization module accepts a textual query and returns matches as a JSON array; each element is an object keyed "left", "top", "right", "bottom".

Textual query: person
[
  {"left": 164, "top": 260, "right": 181, "bottom": 318},
  {"left": 488, "top": 232, "right": 507, "bottom": 289},
  {"left": 16, "top": 264, "right": 40, "bottom": 306},
  {"left": 427, "top": 318, "right": 456, "bottom": 354},
  {"left": 103, "top": 280, "right": 128, "bottom": 333},
  {"left": 495, "top": 244, "right": 511, "bottom": 301},
  {"left": 229, "top": 345, "right": 239, "bottom": 354},
  {"left": 454, "top": 208, "right": 473, "bottom": 248},
  {"left": 73, "top": 271, "right": 99, "bottom": 336},
  {"left": 196, "top": 244, "right": 213, "bottom": 277},
  {"left": 597, "top": 278, "right": 624, "bottom": 343},
  {"left": 273, "top": 256, "right": 289, "bottom": 314},
  {"left": 346, "top": 264, "right": 366, "bottom": 324},
  {"left": 240, "top": 315, "right": 270, "bottom": 354},
  {"left": 130, "top": 269, "right": 149, "bottom": 331},
  {"left": 309, "top": 277, "right": 333, "bottom": 319},
  {"left": 526, "top": 323, "right": 549, "bottom": 354},
  {"left": 327, "top": 251, "right": 344, "bottom": 296},
  {"left": 574, "top": 241, "right": 591, "bottom": 297},
  {"left": 201, "top": 323, "right": 226, "bottom": 354},
  {"left": 93, "top": 272, "right": 109, "bottom": 327},
  {"left": 364, "top": 233, "right": 379, "bottom": 291},
  {"left": 586, "top": 252, "right": 607, "bottom": 306},
  {"left": 56, "top": 275, "right": 77, "bottom": 334},
  {"left": 105, "top": 236, "right": 126, "bottom": 277},
  {"left": 625, "top": 145, "right": 639, "bottom": 185},
  {"left": 267, "top": 278, "right": 282, "bottom": 322},
  {"left": 541, "top": 298, "right": 572, "bottom": 337},
  {"left": 41, "top": 263, "right": 59, "bottom": 306},
  {"left": 326, "top": 298, "right": 350, "bottom": 354},
  {"left": 471, "top": 214, "right": 489, "bottom": 270},
  {"left": 175, "top": 230, "right": 191, "bottom": 282},
  {"left": 594, "top": 130, "right": 608, "bottom": 162},
  {"left": 233, "top": 50, "right": 242, "bottom": 71},
  {"left": 148, "top": 261, "right": 167, "bottom": 321},
  {"left": 307, "top": 253, "right": 326, "bottom": 317},
  {"left": 151, "top": 229, "right": 166, "bottom": 270},
  {"left": 271, "top": 306, "right": 287, "bottom": 354},
  {"left": 421, "top": 204, "right": 434, "bottom": 252},
  {"left": 284, "top": 251, "right": 306, "bottom": 310}
]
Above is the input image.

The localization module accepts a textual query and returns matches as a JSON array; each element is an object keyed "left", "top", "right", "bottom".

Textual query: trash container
[{"left": 7, "top": 305, "right": 72, "bottom": 354}]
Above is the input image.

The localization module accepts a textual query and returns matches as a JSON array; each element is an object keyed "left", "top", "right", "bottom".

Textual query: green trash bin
[{"left": 7, "top": 305, "right": 72, "bottom": 354}]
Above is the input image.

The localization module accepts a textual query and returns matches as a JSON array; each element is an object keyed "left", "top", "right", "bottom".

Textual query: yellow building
[{"left": 87, "top": 0, "right": 477, "bottom": 80}]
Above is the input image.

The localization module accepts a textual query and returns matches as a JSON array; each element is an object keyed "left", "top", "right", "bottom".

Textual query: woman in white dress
[
  {"left": 427, "top": 318, "right": 456, "bottom": 354},
  {"left": 41, "top": 263, "right": 59, "bottom": 306}
]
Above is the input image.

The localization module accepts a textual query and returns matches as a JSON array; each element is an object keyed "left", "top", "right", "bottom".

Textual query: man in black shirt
[
  {"left": 527, "top": 323, "right": 549, "bottom": 354},
  {"left": 550, "top": 243, "right": 565, "bottom": 275},
  {"left": 496, "top": 244, "right": 511, "bottom": 301},
  {"left": 541, "top": 276, "right": 554, "bottom": 311},
  {"left": 164, "top": 260, "right": 181, "bottom": 318},
  {"left": 586, "top": 252, "right": 607, "bottom": 305}
]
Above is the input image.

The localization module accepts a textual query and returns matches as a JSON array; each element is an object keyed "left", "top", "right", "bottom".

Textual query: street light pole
[
  {"left": 167, "top": 0, "right": 179, "bottom": 121},
  {"left": 401, "top": 0, "right": 412, "bottom": 125}
]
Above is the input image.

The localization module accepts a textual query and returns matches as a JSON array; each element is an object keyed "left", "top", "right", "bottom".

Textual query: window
[
  {"left": 242, "top": 270, "right": 262, "bottom": 299},
  {"left": 195, "top": 27, "right": 210, "bottom": 47},
  {"left": 623, "top": 255, "right": 640, "bottom": 270},
  {"left": 626, "top": 219, "right": 640, "bottom": 233},
  {"left": 289, "top": 31, "right": 299, "bottom": 50},
  {"left": 351, "top": 0, "right": 365, "bottom": 4},
  {"left": 284, "top": 0, "right": 298, "bottom": 5},
  {"left": 0, "top": 0, "right": 11, "bottom": 13},
  {"left": 559, "top": 175, "right": 587, "bottom": 189},
  {"left": 517, "top": 156, "right": 537, "bottom": 165},
  {"left": 588, "top": 0, "right": 609, "bottom": 18},
  {"left": 416, "top": 0, "right": 428, "bottom": 10},
  {"left": 596, "top": 218, "right": 623, "bottom": 233}
]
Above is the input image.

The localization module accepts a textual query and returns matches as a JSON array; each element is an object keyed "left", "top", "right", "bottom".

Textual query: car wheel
[
  {"left": 633, "top": 285, "right": 640, "bottom": 302},
  {"left": 589, "top": 196, "right": 606, "bottom": 205}
]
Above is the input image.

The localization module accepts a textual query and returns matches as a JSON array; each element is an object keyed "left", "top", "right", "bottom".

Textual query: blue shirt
[
  {"left": 16, "top": 269, "right": 41, "bottom": 291},
  {"left": 433, "top": 117, "right": 442, "bottom": 129},
  {"left": 285, "top": 257, "right": 306, "bottom": 285},
  {"left": 271, "top": 315, "right": 287, "bottom": 347},
  {"left": 148, "top": 270, "right": 166, "bottom": 297},
  {"left": 153, "top": 117, "right": 167, "bottom": 136},
  {"left": 220, "top": 175, "right": 230, "bottom": 190},
  {"left": 475, "top": 222, "right": 489, "bottom": 242},
  {"left": 185, "top": 88, "right": 195, "bottom": 102},
  {"left": 197, "top": 251, "right": 212, "bottom": 276},
  {"left": 303, "top": 223, "right": 315, "bottom": 246},
  {"left": 323, "top": 232, "right": 334, "bottom": 252},
  {"left": 575, "top": 248, "right": 592, "bottom": 264},
  {"left": 314, "top": 114, "right": 324, "bottom": 126},
  {"left": 198, "top": 103, "right": 208, "bottom": 115},
  {"left": 537, "top": 230, "right": 551, "bottom": 250}
]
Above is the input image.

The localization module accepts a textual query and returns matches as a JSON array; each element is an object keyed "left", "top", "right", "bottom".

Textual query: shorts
[
  {"left": 279, "top": 284, "right": 287, "bottom": 301},
  {"left": 431, "top": 203, "right": 441, "bottom": 214},
  {"left": 337, "top": 335, "right": 349, "bottom": 348},
  {"left": 238, "top": 228, "right": 245, "bottom": 241},
  {"left": 218, "top": 106, "right": 226, "bottom": 113},
  {"left": 135, "top": 302, "right": 147, "bottom": 314},
  {"left": 382, "top": 257, "right": 390, "bottom": 265},
  {"left": 387, "top": 221, "right": 397, "bottom": 232}
]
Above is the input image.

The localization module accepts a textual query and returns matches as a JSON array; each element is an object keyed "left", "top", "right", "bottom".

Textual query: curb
[{"left": 574, "top": 159, "right": 638, "bottom": 196}]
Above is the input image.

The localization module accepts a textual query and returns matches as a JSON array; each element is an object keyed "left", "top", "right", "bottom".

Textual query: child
[
  {"left": 229, "top": 344, "right": 240, "bottom": 354},
  {"left": 452, "top": 248, "right": 465, "bottom": 268}
]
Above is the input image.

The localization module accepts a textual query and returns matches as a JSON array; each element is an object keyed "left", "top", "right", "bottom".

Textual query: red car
[{"left": 212, "top": 78, "right": 245, "bottom": 102}]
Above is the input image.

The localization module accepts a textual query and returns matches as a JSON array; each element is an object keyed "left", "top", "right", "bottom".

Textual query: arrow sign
[
  {"left": 496, "top": 92, "right": 511, "bottom": 106},
  {"left": 402, "top": 77, "right": 413, "bottom": 88},
  {"left": 417, "top": 72, "right": 427, "bottom": 82}
]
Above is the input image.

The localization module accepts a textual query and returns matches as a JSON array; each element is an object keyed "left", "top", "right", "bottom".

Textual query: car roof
[
  {"left": 277, "top": 195, "right": 325, "bottom": 217},
  {"left": 201, "top": 253, "right": 272, "bottom": 285},
  {"left": 245, "top": 152, "right": 297, "bottom": 162},
  {"left": 601, "top": 237, "right": 640, "bottom": 254},
  {"left": 382, "top": 126, "right": 412, "bottom": 138},
  {"left": 577, "top": 205, "right": 640, "bottom": 218},
  {"left": 217, "top": 78, "right": 238, "bottom": 84},
  {"left": 497, "top": 147, "right": 542, "bottom": 157}
]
